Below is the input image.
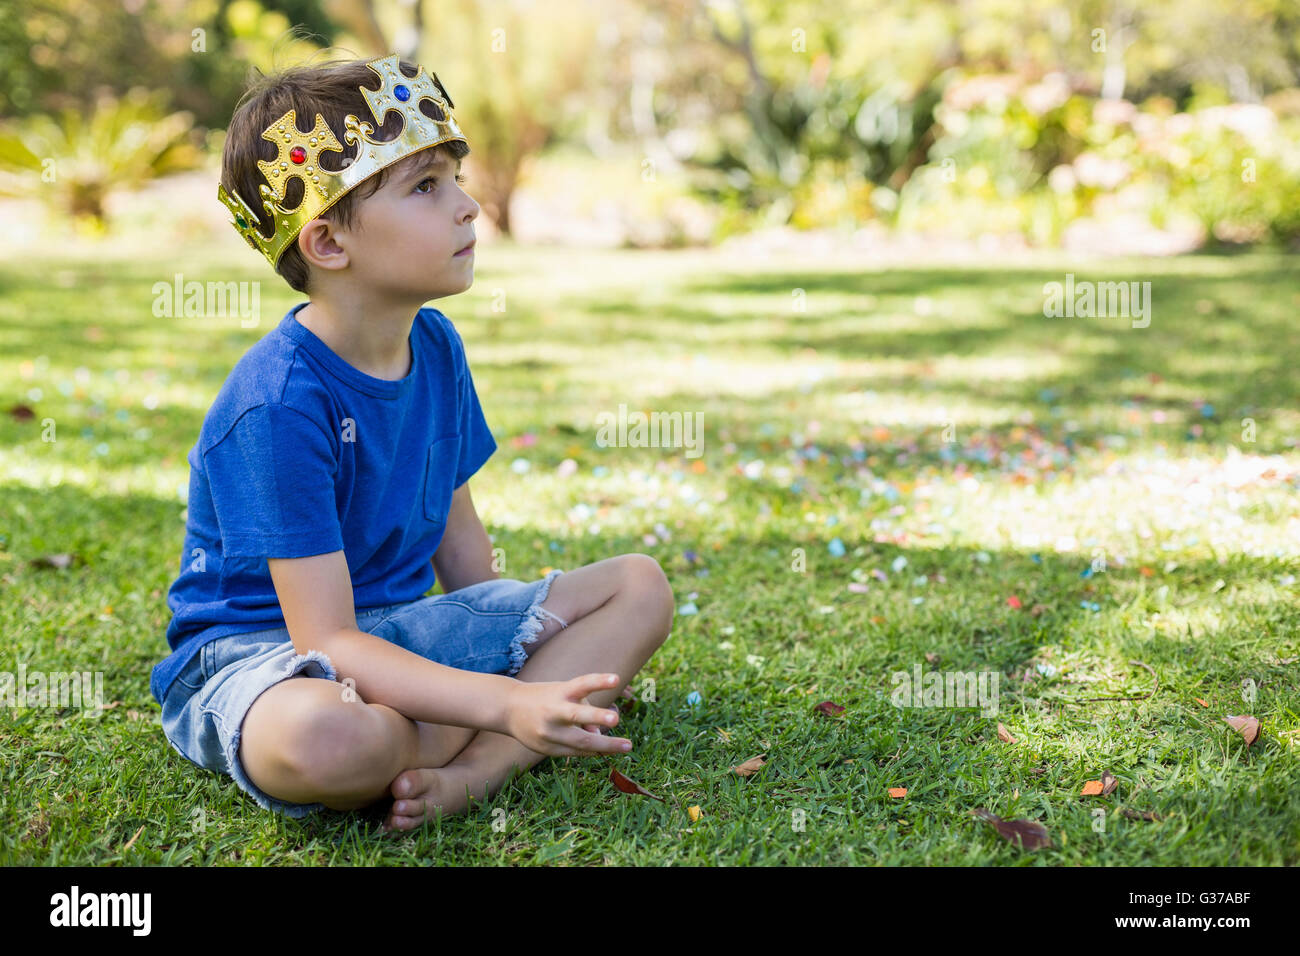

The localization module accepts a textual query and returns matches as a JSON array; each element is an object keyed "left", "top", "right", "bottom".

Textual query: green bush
[
  {"left": 0, "top": 88, "right": 202, "bottom": 229},
  {"left": 896, "top": 74, "right": 1300, "bottom": 248}
]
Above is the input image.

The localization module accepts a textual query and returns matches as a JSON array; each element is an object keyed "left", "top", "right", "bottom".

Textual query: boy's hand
[{"left": 504, "top": 673, "right": 632, "bottom": 757}]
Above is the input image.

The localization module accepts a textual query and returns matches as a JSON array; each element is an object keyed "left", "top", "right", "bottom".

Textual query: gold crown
[{"left": 217, "top": 54, "right": 467, "bottom": 267}]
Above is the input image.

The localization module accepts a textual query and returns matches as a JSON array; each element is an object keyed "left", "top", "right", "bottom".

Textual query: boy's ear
[{"left": 296, "top": 218, "right": 350, "bottom": 273}]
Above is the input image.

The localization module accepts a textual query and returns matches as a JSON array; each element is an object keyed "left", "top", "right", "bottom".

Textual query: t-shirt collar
[{"left": 278, "top": 302, "right": 417, "bottom": 399}]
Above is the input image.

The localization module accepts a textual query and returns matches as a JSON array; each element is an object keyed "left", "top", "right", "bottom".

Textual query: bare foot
[{"left": 382, "top": 767, "right": 473, "bottom": 832}]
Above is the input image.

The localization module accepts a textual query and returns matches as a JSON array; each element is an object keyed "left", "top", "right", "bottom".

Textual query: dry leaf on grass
[
  {"left": 732, "top": 754, "right": 767, "bottom": 777},
  {"left": 813, "top": 700, "right": 845, "bottom": 717},
  {"left": 1082, "top": 771, "right": 1118, "bottom": 797},
  {"left": 1224, "top": 715, "right": 1260, "bottom": 747},
  {"left": 997, "top": 723, "right": 1017, "bottom": 744},
  {"left": 609, "top": 768, "right": 663, "bottom": 801},
  {"left": 1120, "top": 808, "right": 1165, "bottom": 822},
  {"left": 971, "top": 808, "right": 1053, "bottom": 850},
  {"left": 1194, "top": 697, "right": 1209, "bottom": 708},
  {"left": 888, "top": 787, "right": 908, "bottom": 798}
]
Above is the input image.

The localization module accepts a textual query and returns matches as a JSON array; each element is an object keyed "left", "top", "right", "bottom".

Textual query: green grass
[{"left": 1, "top": 239, "right": 1298, "bottom": 864}]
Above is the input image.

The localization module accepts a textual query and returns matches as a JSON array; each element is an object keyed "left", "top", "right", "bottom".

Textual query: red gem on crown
[{"left": 289, "top": 146, "right": 307, "bottom": 165}]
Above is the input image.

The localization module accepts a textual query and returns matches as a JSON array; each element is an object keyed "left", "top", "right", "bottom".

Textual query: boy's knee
[
  {"left": 281, "top": 696, "right": 390, "bottom": 788},
  {"left": 619, "top": 553, "right": 674, "bottom": 632}
]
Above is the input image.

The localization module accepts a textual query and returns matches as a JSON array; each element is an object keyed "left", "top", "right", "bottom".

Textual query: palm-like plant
[{"left": 0, "top": 87, "right": 202, "bottom": 228}]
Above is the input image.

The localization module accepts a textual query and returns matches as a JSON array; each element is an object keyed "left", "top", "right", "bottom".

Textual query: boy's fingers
[
  {"left": 578, "top": 705, "right": 618, "bottom": 727},
  {"left": 567, "top": 673, "right": 621, "bottom": 699},
  {"left": 555, "top": 728, "right": 630, "bottom": 756}
]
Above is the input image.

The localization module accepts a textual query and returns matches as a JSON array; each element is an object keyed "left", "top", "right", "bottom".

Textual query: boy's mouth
[{"left": 454, "top": 239, "right": 476, "bottom": 257}]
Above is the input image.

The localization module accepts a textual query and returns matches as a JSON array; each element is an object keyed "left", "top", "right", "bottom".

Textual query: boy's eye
[{"left": 414, "top": 174, "right": 467, "bottom": 194}]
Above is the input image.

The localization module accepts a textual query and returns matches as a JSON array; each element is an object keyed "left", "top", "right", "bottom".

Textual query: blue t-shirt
[{"left": 149, "top": 303, "right": 498, "bottom": 706}]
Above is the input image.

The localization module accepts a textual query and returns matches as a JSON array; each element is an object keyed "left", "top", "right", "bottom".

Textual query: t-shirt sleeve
[
  {"left": 446, "top": 319, "right": 498, "bottom": 489},
  {"left": 202, "top": 403, "right": 345, "bottom": 559}
]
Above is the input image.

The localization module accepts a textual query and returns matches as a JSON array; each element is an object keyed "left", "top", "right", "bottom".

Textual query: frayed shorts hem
[
  {"left": 221, "top": 648, "right": 338, "bottom": 819},
  {"left": 506, "top": 568, "right": 566, "bottom": 676}
]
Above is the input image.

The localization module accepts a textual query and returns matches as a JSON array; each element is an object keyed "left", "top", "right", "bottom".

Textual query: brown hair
[{"left": 221, "top": 57, "right": 471, "bottom": 293}]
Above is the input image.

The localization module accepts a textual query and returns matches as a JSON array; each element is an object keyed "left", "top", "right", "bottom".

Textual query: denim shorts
[{"left": 159, "top": 569, "right": 566, "bottom": 818}]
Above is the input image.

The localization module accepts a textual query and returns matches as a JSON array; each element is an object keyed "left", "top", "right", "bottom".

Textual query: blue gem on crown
[{"left": 394, "top": 84, "right": 411, "bottom": 102}]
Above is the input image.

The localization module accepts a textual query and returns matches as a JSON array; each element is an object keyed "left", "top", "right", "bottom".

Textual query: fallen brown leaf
[
  {"left": 888, "top": 787, "right": 908, "bottom": 798},
  {"left": 1081, "top": 780, "right": 1104, "bottom": 796},
  {"left": 30, "top": 553, "right": 77, "bottom": 570},
  {"left": 1100, "top": 771, "right": 1118, "bottom": 795},
  {"left": 9, "top": 404, "right": 35, "bottom": 422},
  {"left": 732, "top": 754, "right": 767, "bottom": 777},
  {"left": 609, "top": 768, "right": 663, "bottom": 801},
  {"left": 997, "top": 723, "right": 1017, "bottom": 744},
  {"left": 1194, "top": 697, "right": 1209, "bottom": 708},
  {"left": 1120, "top": 808, "right": 1165, "bottom": 822},
  {"left": 813, "top": 700, "right": 845, "bottom": 717},
  {"left": 1030, "top": 603, "right": 1049, "bottom": 617},
  {"left": 1224, "top": 715, "right": 1260, "bottom": 747},
  {"left": 924, "top": 652, "right": 940, "bottom": 664},
  {"left": 971, "top": 808, "right": 1053, "bottom": 850}
]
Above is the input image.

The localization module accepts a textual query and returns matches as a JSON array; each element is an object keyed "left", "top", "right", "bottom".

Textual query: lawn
[{"left": 2, "top": 239, "right": 1298, "bottom": 865}]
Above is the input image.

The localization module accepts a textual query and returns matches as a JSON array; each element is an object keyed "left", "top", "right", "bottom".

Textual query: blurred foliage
[
  {"left": 0, "top": 0, "right": 334, "bottom": 126},
  {"left": 0, "top": 88, "right": 203, "bottom": 228},
  {"left": 1, "top": 0, "right": 1298, "bottom": 247},
  {"left": 408, "top": 0, "right": 603, "bottom": 235},
  {"left": 627, "top": 0, "right": 1300, "bottom": 241},
  {"left": 894, "top": 77, "right": 1300, "bottom": 248}
]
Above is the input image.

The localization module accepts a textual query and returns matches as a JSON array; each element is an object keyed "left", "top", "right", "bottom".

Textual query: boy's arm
[
  {"left": 431, "top": 481, "right": 500, "bottom": 593},
  {"left": 267, "top": 549, "right": 630, "bottom": 755},
  {"left": 268, "top": 550, "right": 513, "bottom": 732}
]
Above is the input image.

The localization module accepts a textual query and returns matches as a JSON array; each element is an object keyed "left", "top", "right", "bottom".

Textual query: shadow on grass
[{"left": 578, "top": 261, "right": 1299, "bottom": 427}]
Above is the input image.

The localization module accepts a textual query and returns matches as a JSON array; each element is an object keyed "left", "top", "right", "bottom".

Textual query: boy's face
[{"left": 333, "top": 146, "right": 479, "bottom": 301}]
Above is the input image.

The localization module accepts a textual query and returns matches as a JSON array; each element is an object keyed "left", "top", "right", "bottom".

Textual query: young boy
[{"left": 150, "top": 54, "right": 674, "bottom": 832}]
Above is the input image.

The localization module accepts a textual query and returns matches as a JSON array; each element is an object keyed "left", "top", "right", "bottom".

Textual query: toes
[{"left": 391, "top": 770, "right": 420, "bottom": 799}]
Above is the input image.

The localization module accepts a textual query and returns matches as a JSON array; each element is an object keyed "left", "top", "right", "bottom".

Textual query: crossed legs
[{"left": 237, "top": 553, "right": 674, "bottom": 828}]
